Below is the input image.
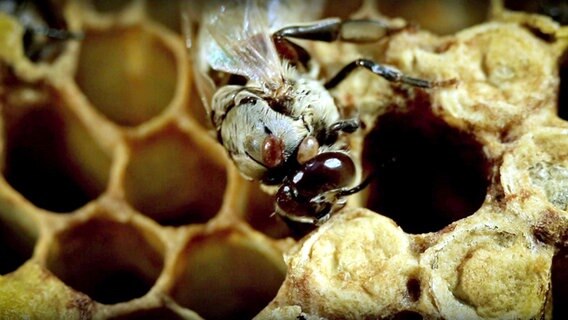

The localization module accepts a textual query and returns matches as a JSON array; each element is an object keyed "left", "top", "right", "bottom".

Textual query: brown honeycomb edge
[{"left": 0, "top": 1, "right": 565, "bottom": 320}]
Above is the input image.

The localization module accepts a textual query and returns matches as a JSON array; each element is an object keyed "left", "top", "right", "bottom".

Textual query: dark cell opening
[
  {"left": 123, "top": 129, "right": 226, "bottom": 226},
  {"left": 0, "top": 215, "right": 36, "bottom": 275},
  {"left": 504, "top": 0, "right": 568, "bottom": 24},
  {"left": 389, "top": 311, "right": 424, "bottom": 320},
  {"left": 109, "top": 307, "right": 188, "bottom": 320},
  {"left": 362, "top": 96, "right": 490, "bottom": 234},
  {"left": 46, "top": 218, "right": 164, "bottom": 304},
  {"left": 3, "top": 108, "right": 98, "bottom": 213},
  {"left": 406, "top": 277, "right": 421, "bottom": 302},
  {"left": 552, "top": 247, "right": 568, "bottom": 319},
  {"left": 388, "top": 311, "right": 424, "bottom": 320},
  {"left": 88, "top": 270, "right": 151, "bottom": 304}
]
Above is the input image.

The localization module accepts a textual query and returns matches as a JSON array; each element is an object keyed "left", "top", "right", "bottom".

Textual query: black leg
[
  {"left": 324, "top": 59, "right": 454, "bottom": 90},
  {"left": 329, "top": 119, "right": 359, "bottom": 134},
  {"left": 274, "top": 18, "right": 407, "bottom": 44},
  {"left": 309, "top": 171, "right": 375, "bottom": 207}
]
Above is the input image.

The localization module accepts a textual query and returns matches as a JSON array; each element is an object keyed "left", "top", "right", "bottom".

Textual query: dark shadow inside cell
[
  {"left": 388, "top": 311, "right": 424, "bottom": 320},
  {"left": 503, "top": 0, "right": 540, "bottom": 13},
  {"left": 0, "top": 216, "right": 36, "bottom": 275},
  {"left": 3, "top": 108, "right": 97, "bottom": 213},
  {"left": 46, "top": 218, "right": 164, "bottom": 305},
  {"left": 362, "top": 94, "right": 490, "bottom": 234},
  {"left": 406, "top": 277, "right": 421, "bottom": 302},
  {"left": 88, "top": 269, "right": 152, "bottom": 305},
  {"left": 552, "top": 247, "right": 568, "bottom": 319},
  {"left": 242, "top": 181, "right": 294, "bottom": 239},
  {"left": 123, "top": 129, "right": 227, "bottom": 227},
  {"left": 504, "top": 0, "right": 568, "bottom": 24},
  {"left": 109, "top": 307, "right": 187, "bottom": 320}
]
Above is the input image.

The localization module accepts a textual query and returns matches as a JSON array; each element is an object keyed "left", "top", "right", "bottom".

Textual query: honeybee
[{"left": 183, "top": 0, "right": 449, "bottom": 225}]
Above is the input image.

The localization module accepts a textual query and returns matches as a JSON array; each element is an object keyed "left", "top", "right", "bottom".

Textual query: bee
[
  {"left": 184, "top": 0, "right": 450, "bottom": 225},
  {"left": 0, "top": 0, "right": 82, "bottom": 62}
]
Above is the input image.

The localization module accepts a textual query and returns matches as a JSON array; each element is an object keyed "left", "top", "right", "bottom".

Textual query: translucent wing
[
  {"left": 182, "top": 10, "right": 217, "bottom": 114},
  {"left": 182, "top": 0, "right": 325, "bottom": 113},
  {"left": 201, "top": 0, "right": 284, "bottom": 90}
]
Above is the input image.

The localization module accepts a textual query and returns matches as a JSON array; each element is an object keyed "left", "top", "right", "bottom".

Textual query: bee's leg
[
  {"left": 323, "top": 118, "right": 359, "bottom": 144},
  {"left": 329, "top": 119, "right": 359, "bottom": 134},
  {"left": 274, "top": 18, "right": 407, "bottom": 44},
  {"left": 324, "top": 59, "right": 457, "bottom": 89},
  {"left": 309, "top": 172, "right": 375, "bottom": 208}
]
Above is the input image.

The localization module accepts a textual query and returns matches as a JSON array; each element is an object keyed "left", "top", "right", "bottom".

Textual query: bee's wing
[
  {"left": 182, "top": 2, "right": 216, "bottom": 114},
  {"left": 193, "top": 0, "right": 285, "bottom": 89},
  {"left": 183, "top": 0, "right": 325, "bottom": 113}
]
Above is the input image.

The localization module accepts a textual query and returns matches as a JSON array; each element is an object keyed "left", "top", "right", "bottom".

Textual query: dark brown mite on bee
[{"left": 275, "top": 151, "right": 358, "bottom": 225}]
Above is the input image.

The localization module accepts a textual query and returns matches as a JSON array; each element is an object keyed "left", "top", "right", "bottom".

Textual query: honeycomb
[{"left": 0, "top": 0, "right": 566, "bottom": 319}]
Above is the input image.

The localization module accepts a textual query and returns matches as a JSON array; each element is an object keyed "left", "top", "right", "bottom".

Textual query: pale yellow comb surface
[{"left": 0, "top": 1, "right": 566, "bottom": 319}]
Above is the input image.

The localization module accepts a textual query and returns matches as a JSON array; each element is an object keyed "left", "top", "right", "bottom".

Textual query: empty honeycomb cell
[
  {"left": 362, "top": 102, "right": 490, "bottom": 234},
  {"left": 76, "top": 25, "right": 177, "bottom": 126},
  {"left": 45, "top": 216, "right": 165, "bottom": 305},
  {"left": 171, "top": 228, "right": 286, "bottom": 320},
  {"left": 0, "top": 206, "right": 37, "bottom": 275},
  {"left": 375, "top": 0, "right": 489, "bottom": 35},
  {"left": 2, "top": 103, "right": 110, "bottom": 213},
  {"left": 124, "top": 125, "right": 227, "bottom": 225}
]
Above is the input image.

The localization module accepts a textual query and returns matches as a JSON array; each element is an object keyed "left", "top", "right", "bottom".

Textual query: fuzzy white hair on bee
[{"left": 182, "top": 0, "right": 451, "bottom": 226}]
